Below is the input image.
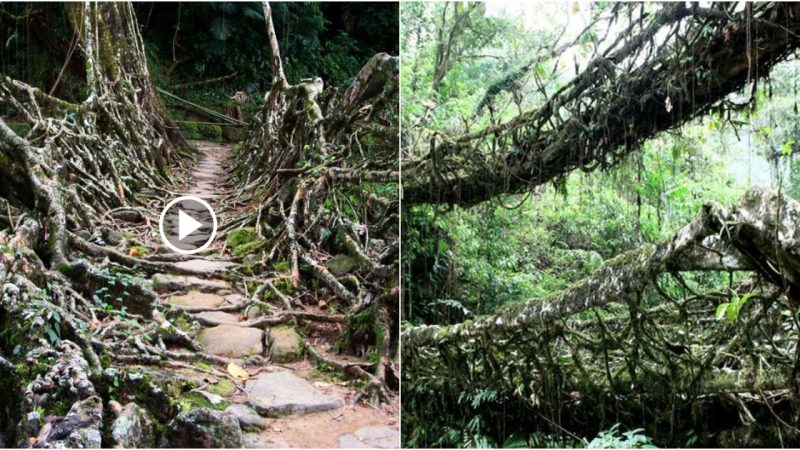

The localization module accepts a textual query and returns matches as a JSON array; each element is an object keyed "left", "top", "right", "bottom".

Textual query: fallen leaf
[{"left": 227, "top": 362, "right": 250, "bottom": 381}]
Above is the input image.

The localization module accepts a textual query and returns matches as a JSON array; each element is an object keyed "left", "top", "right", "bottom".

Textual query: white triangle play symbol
[{"left": 178, "top": 210, "right": 202, "bottom": 241}]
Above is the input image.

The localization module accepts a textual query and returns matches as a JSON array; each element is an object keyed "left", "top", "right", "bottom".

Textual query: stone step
[
  {"left": 171, "top": 259, "right": 237, "bottom": 275},
  {"left": 167, "top": 291, "right": 226, "bottom": 309},
  {"left": 198, "top": 325, "right": 263, "bottom": 358},
  {"left": 153, "top": 274, "right": 231, "bottom": 293},
  {"left": 192, "top": 311, "right": 242, "bottom": 325},
  {"left": 245, "top": 371, "right": 343, "bottom": 418},
  {"left": 267, "top": 326, "right": 302, "bottom": 363}
]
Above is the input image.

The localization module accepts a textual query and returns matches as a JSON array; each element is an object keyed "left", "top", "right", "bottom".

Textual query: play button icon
[
  {"left": 178, "top": 210, "right": 203, "bottom": 240},
  {"left": 159, "top": 195, "right": 218, "bottom": 254}
]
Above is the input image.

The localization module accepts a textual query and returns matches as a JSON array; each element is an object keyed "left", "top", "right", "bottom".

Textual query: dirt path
[{"left": 139, "top": 140, "right": 398, "bottom": 448}]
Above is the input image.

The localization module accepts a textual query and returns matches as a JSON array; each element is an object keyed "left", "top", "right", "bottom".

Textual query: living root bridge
[
  {"left": 403, "top": 2, "right": 800, "bottom": 207},
  {"left": 402, "top": 187, "right": 800, "bottom": 446}
]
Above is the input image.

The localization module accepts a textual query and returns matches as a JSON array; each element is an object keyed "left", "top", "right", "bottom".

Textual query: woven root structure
[
  {"left": 0, "top": 3, "right": 242, "bottom": 448},
  {"left": 402, "top": 187, "right": 800, "bottom": 447},
  {"left": 403, "top": 3, "right": 800, "bottom": 207},
  {"left": 228, "top": 26, "right": 400, "bottom": 403},
  {"left": 1, "top": 2, "right": 400, "bottom": 446}
]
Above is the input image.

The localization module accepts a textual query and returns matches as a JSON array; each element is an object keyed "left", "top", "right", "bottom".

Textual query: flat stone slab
[
  {"left": 172, "top": 259, "right": 237, "bottom": 274},
  {"left": 245, "top": 372, "right": 342, "bottom": 417},
  {"left": 193, "top": 311, "right": 241, "bottom": 325},
  {"left": 224, "top": 294, "right": 247, "bottom": 306},
  {"left": 153, "top": 274, "right": 230, "bottom": 293},
  {"left": 199, "top": 325, "right": 263, "bottom": 357},
  {"left": 168, "top": 291, "right": 225, "bottom": 309},
  {"left": 243, "top": 433, "right": 285, "bottom": 449},
  {"left": 339, "top": 427, "right": 399, "bottom": 449}
]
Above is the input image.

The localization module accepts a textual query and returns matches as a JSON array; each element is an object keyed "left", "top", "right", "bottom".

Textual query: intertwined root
[{"left": 402, "top": 188, "right": 800, "bottom": 446}]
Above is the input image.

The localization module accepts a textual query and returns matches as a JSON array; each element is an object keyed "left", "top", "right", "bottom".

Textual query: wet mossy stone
[
  {"left": 325, "top": 255, "right": 359, "bottom": 276},
  {"left": 111, "top": 403, "right": 155, "bottom": 448},
  {"left": 267, "top": 326, "right": 302, "bottom": 363},
  {"left": 159, "top": 407, "right": 242, "bottom": 448}
]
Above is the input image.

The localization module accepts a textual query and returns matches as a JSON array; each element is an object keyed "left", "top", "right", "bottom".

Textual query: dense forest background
[
  {"left": 402, "top": 2, "right": 800, "bottom": 448},
  {"left": 1, "top": 1, "right": 398, "bottom": 136}
]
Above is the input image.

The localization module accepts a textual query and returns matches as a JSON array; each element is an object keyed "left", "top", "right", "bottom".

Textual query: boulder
[
  {"left": 160, "top": 408, "right": 242, "bottom": 448},
  {"left": 267, "top": 326, "right": 302, "bottom": 363},
  {"left": 46, "top": 396, "right": 103, "bottom": 447},
  {"left": 111, "top": 403, "right": 154, "bottom": 448},
  {"left": 325, "top": 255, "right": 359, "bottom": 276}
]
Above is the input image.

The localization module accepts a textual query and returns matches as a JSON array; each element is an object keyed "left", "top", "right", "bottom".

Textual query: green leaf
[
  {"left": 726, "top": 303, "right": 737, "bottom": 323},
  {"left": 781, "top": 140, "right": 795, "bottom": 156},
  {"left": 715, "top": 303, "right": 729, "bottom": 321},
  {"left": 46, "top": 327, "right": 59, "bottom": 344}
]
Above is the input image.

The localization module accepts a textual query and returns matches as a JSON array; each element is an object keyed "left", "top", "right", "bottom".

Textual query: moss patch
[
  {"left": 226, "top": 228, "right": 257, "bottom": 248},
  {"left": 206, "top": 379, "right": 236, "bottom": 397},
  {"left": 232, "top": 240, "right": 269, "bottom": 258},
  {"left": 178, "top": 391, "right": 230, "bottom": 412}
]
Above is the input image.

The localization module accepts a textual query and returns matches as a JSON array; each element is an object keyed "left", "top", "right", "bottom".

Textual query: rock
[
  {"left": 224, "top": 293, "right": 247, "bottom": 305},
  {"left": 244, "top": 304, "right": 262, "bottom": 320},
  {"left": 101, "top": 369, "right": 176, "bottom": 423},
  {"left": 160, "top": 408, "right": 242, "bottom": 448},
  {"left": 244, "top": 355, "right": 265, "bottom": 367},
  {"left": 224, "top": 404, "right": 266, "bottom": 431},
  {"left": 267, "top": 326, "right": 302, "bottom": 363},
  {"left": 172, "top": 259, "right": 237, "bottom": 275},
  {"left": 193, "top": 311, "right": 241, "bottom": 325},
  {"left": 66, "top": 427, "right": 102, "bottom": 448},
  {"left": 339, "top": 434, "right": 369, "bottom": 448},
  {"left": 47, "top": 396, "right": 103, "bottom": 446},
  {"left": 245, "top": 371, "right": 342, "bottom": 417},
  {"left": 110, "top": 209, "right": 145, "bottom": 223},
  {"left": 101, "top": 227, "right": 123, "bottom": 246},
  {"left": 325, "top": 255, "right": 359, "bottom": 276},
  {"left": 354, "top": 426, "right": 399, "bottom": 448},
  {"left": 19, "top": 410, "right": 41, "bottom": 439},
  {"left": 111, "top": 403, "right": 154, "bottom": 448},
  {"left": 242, "top": 432, "right": 285, "bottom": 448},
  {"left": 168, "top": 291, "right": 225, "bottom": 309},
  {"left": 198, "top": 325, "right": 263, "bottom": 357},
  {"left": 3, "top": 282, "right": 20, "bottom": 298},
  {"left": 153, "top": 274, "right": 230, "bottom": 293}
]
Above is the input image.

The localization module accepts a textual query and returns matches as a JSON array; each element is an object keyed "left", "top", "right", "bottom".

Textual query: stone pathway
[{"left": 147, "top": 141, "right": 398, "bottom": 448}]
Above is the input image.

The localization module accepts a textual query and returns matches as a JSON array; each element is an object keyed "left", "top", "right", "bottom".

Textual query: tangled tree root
[
  {"left": 402, "top": 187, "right": 800, "bottom": 447},
  {"left": 0, "top": 3, "right": 399, "bottom": 446},
  {"left": 225, "top": 7, "right": 400, "bottom": 406}
]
